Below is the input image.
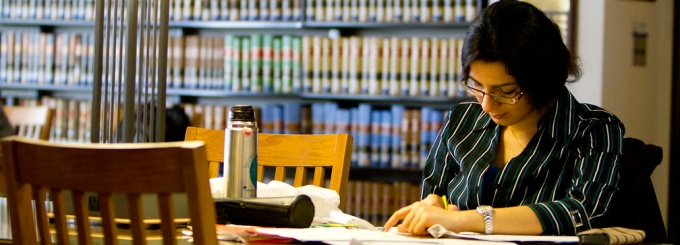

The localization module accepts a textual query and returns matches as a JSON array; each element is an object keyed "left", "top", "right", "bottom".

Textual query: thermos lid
[{"left": 229, "top": 105, "right": 255, "bottom": 121}]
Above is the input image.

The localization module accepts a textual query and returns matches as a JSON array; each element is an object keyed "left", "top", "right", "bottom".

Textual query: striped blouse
[{"left": 421, "top": 88, "right": 625, "bottom": 235}]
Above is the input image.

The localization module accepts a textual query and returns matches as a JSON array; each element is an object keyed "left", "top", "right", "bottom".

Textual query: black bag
[{"left": 214, "top": 195, "right": 315, "bottom": 228}]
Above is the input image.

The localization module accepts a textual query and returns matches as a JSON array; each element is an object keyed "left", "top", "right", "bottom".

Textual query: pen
[{"left": 441, "top": 195, "right": 449, "bottom": 210}]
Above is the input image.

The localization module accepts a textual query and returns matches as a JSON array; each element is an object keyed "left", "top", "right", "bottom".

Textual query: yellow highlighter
[{"left": 442, "top": 195, "right": 449, "bottom": 210}]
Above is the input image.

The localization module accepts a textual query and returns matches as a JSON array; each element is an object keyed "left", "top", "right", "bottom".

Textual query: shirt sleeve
[
  {"left": 421, "top": 109, "right": 461, "bottom": 199},
  {"left": 528, "top": 119, "right": 625, "bottom": 235}
]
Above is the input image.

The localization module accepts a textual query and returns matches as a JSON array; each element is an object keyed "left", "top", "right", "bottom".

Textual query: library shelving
[{"left": 0, "top": 0, "right": 490, "bottom": 226}]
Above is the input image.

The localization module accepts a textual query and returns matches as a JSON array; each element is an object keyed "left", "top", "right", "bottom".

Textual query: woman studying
[{"left": 384, "top": 0, "right": 625, "bottom": 236}]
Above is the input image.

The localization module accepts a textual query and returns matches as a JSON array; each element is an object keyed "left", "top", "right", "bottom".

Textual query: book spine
[
  {"left": 173, "top": 31, "right": 184, "bottom": 89},
  {"left": 240, "top": 37, "right": 251, "bottom": 91},
  {"left": 357, "top": 103, "right": 371, "bottom": 167},
  {"left": 184, "top": 35, "right": 199, "bottom": 88},
  {"left": 369, "top": 109, "right": 381, "bottom": 167},
  {"left": 223, "top": 34, "right": 233, "bottom": 90},
  {"left": 198, "top": 36, "right": 209, "bottom": 89},
  {"left": 409, "top": 37, "right": 419, "bottom": 96},
  {"left": 292, "top": 36, "right": 302, "bottom": 93},
  {"left": 262, "top": 34, "right": 274, "bottom": 93},
  {"left": 270, "top": 0, "right": 280, "bottom": 21},
  {"left": 250, "top": 34, "right": 262, "bottom": 92},
  {"left": 283, "top": 103, "right": 301, "bottom": 134},
  {"left": 0, "top": 31, "right": 8, "bottom": 84},
  {"left": 400, "top": 109, "right": 411, "bottom": 168},
  {"left": 410, "top": 109, "right": 420, "bottom": 168},
  {"left": 379, "top": 110, "right": 392, "bottom": 168},
  {"left": 44, "top": 33, "right": 54, "bottom": 85},
  {"left": 330, "top": 37, "right": 342, "bottom": 94},
  {"left": 438, "top": 37, "right": 448, "bottom": 96},
  {"left": 454, "top": 0, "right": 463, "bottom": 22},
  {"left": 311, "top": 36, "right": 321, "bottom": 93},
  {"left": 334, "top": 0, "right": 343, "bottom": 21},
  {"left": 360, "top": 37, "right": 369, "bottom": 94},
  {"left": 311, "top": 102, "right": 324, "bottom": 134},
  {"left": 213, "top": 36, "right": 224, "bottom": 89},
  {"left": 231, "top": 37, "right": 241, "bottom": 91},
  {"left": 301, "top": 36, "right": 312, "bottom": 93},
  {"left": 229, "top": 0, "right": 238, "bottom": 20},
  {"left": 429, "top": 38, "right": 439, "bottom": 96},
  {"left": 321, "top": 37, "right": 331, "bottom": 93},
  {"left": 380, "top": 36, "right": 390, "bottom": 95},
  {"left": 272, "top": 36, "right": 282, "bottom": 93},
  {"left": 419, "top": 38, "right": 429, "bottom": 95},
  {"left": 419, "top": 107, "right": 431, "bottom": 168},
  {"left": 305, "top": 0, "right": 314, "bottom": 21},
  {"left": 390, "top": 105, "right": 404, "bottom": 168},
  {"left": 340, "top": 37, "right": 350, "bottom": 94},
  {"left": 367, "top": 37, "right": 380, "bottom": 95}
]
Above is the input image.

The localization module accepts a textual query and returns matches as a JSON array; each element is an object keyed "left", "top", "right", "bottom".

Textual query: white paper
[
  {"left": 254, "top": 227, "right": 517, "bottom": 245},
  {"left": 428, "top": 224, "right": 579, "bottom": 243}
]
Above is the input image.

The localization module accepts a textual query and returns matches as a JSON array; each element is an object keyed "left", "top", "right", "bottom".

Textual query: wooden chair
[
  {"left": 2, "top": 106, "right": 54, "bottom": 140},
  {"left": 184, "top": 127, "right": 353, "bottom": 210},
  {"left": 0, "top": 137, "right": 218, "bottom": 245}
]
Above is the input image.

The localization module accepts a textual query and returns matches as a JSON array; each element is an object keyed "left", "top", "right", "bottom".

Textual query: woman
[{"left": 383, "top": 0, "right": 624, "bottom": 236}]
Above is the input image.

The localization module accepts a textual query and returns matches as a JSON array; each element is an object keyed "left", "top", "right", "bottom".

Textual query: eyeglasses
[{"left": 461, "top": 79, "right": 525, "bottom": 105}]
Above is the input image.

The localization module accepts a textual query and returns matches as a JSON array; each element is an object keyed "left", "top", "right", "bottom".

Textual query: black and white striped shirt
[{"left": 421, "top": 88, "right": 625, "bottom": 235}]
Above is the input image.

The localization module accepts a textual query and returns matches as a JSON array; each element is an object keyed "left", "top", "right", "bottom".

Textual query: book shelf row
[
  {"left": 344, "top": 180, "right": 421, "bottom": 226},
  {"left": 0, "top": 28, "right": 469, "bottom": 98},
  {"left": 4, "top": 96, "right": 455, "bottom": 170},
  {"left": 0, "top": 0, "right": 482, "bottom": 24}
]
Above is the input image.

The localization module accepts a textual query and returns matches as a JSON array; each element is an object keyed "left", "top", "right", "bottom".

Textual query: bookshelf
[{"left": 0, "top": 0, "right": 490, "bottom": 226}]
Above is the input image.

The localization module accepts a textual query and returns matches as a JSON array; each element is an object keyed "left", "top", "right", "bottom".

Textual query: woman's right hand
[{"left": 383, "top": 194, "right": 460, "bottom": 234}]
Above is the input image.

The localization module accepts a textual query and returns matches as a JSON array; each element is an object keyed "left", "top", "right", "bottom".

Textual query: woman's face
[{"left": 467, "top": 60, "right": 540, "bottom": 127}]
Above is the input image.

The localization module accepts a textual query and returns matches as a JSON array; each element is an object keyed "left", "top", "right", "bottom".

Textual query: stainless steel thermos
[{"left": 223, "top": 105, "right": 258, "bottom": 198}]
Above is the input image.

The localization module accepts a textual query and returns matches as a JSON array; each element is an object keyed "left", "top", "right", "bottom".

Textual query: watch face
[{"left": 477, "top": 205, "right": 493, "bottom": 214}]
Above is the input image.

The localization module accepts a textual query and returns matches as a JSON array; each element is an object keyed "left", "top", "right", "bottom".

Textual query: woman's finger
[{"left": 383, "top": 204, "right": 412, "bottom": 231}]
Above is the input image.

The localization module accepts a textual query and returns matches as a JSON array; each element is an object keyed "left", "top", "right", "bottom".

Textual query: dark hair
[{"left": 461, "top": 0, "right": 581, "bottom": 108}]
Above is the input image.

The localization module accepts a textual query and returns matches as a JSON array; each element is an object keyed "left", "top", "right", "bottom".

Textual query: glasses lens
[
  {"left": 462, "top": 79, "right": 483, "bottom": 97},
  {"left": 462, "top": 79, "right": 522, "bottom": 105},
  {"left": 490, "top": 95, "right": 515, "bottom": 104}
]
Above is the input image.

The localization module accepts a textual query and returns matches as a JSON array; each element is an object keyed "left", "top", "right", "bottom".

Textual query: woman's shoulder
[{"left": 575, "top": 103, "right": 622, "bottom": 125}]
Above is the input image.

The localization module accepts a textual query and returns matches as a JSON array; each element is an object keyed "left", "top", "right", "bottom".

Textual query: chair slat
[
  {"left": 33, "top": 188, "right": 51, "bottom": 245},
  {"left": 73, "top": 191, "right": 93, "bottom": 245},
  {"left": 293, "top": 167, "right": 307, "bottom": 187},
  {"left": 274, "top": 166, "right": 287, "bottom": 181},
  {"left": 158, "top": 193, "right": 177, "bottom": 245},
  {"left": 98, "top": 193, "right": 117, "bottom": 245},
  {"left": 128, "top": 194, "right": 146, "bottom": 245},
  {"left": 313, "top": 167, "right": 325, "bottom": 187},
  {"left": 51, "top": 189, "right": 70, "bottom": 245}
]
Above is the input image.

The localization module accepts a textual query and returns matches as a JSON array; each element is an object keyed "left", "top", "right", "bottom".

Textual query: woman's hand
[{"left": 383, "top": 194, "right": 461, "bottom": 235}]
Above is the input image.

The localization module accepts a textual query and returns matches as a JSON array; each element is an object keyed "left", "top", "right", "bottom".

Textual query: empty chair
[
  {"left": 2, "top": 106, "right": 54, "bottom": 140},
  {"left": 184, "top": 127, "right": 353, "bottom": 210},
  {"left": 1, "top": 137, "right": 218, "bottom": 244}
]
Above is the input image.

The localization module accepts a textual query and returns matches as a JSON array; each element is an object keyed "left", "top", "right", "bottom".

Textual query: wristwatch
[{"left": 476, "top": 205, "right": 494, "bottom": 235}]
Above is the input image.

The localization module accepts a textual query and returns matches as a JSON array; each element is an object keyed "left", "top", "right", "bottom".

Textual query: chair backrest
[
  {"left": 2, "top": 106, "right": 54, "bottom": 140},
  {"left": 0, "top": 137, "right": 217, "bottom": 245},
  {"left": 600, "top": 137, "right": 667, "bottom": 243},
  {"left": 184, "top": 127, "right": 353, "bottom": 210}
]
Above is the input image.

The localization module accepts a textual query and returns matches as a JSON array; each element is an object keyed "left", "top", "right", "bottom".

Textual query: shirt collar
[{"left": 538, "top": 88, "right": 578, "bottom": 144}]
